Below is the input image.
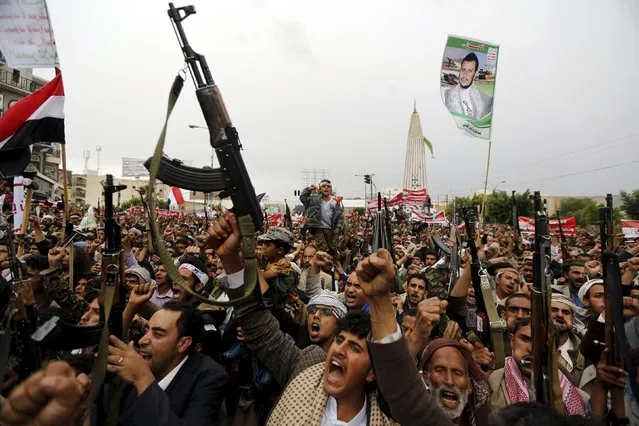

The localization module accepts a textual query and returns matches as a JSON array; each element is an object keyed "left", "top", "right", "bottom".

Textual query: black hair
[
  {"left": 176, "top": 237, "right": 190, "bottom": 247},
  {"left": 334, "top": 310, "right": 371, "bottom": 339},
  {"left": 488, "top": 402, "right": 571, "bottom": 426},
  {"left": 406, "top": 273, "right": 428, "bottom": 288},
  {"left": 511, "top": 318, "right": 532, "bottom": 336},
  {"left": 504, "top": 293, "right": 530, "bottom": 308},
  {"left": 162, "top": 300, "right": 203, "bottom": 355},
  {"left": 461, "top": 52, "right": 479, "bottom": 71},
  {"left": 424, "top": 249, "right": 437, "bottom": 258},
  {"left": 272, "top": 240, "right": 292, "bottom": 255},
  {"left": 179, "top": 255, "right": 209, "bottom": 285},
  {"left": 26, "top": 255, "right": 49, "bottom": 271}
]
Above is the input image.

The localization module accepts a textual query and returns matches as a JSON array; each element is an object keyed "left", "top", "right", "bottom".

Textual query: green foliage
[
  {"left": 558, "top": 197, "right": 602, "bottom": 227},
  {"left": 352, "top": 207, "right": 365, "bottom": 216},
  {"left": 620, "top": 190, "right": 639, "bottom": 219},
  {"left": 116, "top": 197, "right": 166, "bottom": 212},
  {"left": 444, "top": 190, "right": 533, "bottom": 225}
]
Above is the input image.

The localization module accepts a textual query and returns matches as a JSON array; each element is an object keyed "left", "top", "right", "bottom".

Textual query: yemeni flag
[
  {"left": 0, "top": 69, "right": 65, "bottom": 176},
  {"left": 168, "top": 186, "right": 185, "bottom": 210}
]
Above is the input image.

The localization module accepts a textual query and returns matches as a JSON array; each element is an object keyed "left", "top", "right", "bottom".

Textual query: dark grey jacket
[{"left": 299, "top": 188, "right": 343, "bottom": 230}]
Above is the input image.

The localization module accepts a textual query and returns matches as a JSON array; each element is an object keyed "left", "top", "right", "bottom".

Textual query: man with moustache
[
  {"left": 443, "top": 53, "right": 493, "bottom": 120},
  {"left": 417, "top": 339, "right": 491, "bottom": 426},
  {"left": 551, "top": 294, "right": 585, "bottom": 386},
  {"left": 552, "top": 261, "right": 587, "bottom": 308},
  {"left": 487, "top": 318, "right": 587, "bottom": 415}
]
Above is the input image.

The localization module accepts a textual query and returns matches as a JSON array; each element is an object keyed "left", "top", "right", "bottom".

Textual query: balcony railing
[{"left": 0, "top": 69, "right": 44, "bottom": 93}]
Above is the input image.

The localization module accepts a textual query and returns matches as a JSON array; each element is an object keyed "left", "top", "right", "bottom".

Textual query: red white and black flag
[
  {"left": 0, "top": 69, "right": 65, "bottom": 150},
  {"left": 0, "top": 69, "right": 65, "bottom": 176}
]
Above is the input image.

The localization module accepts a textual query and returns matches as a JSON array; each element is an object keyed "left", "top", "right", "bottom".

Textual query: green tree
[
  {"left": 352, "top": 207, "right": 365, "bottom": 216},
  {"left": 444, "top": 194, "right": 483, "bottom": 218},
  {"left": 620, "top": 190, "right": 639, "bottom": 219},
  {"left": 485, "top": 190, "right": 534, "bottom": 225},
  {"left": 558, "top": 197, "right": 602, "bottom": 227}
]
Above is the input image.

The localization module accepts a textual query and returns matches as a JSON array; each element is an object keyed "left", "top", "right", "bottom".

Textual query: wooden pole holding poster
[
  {"left": 61, "top": 144, "right": 69, "bottom": 240},
  {"left": 480, "top": 140, "right": 492, "bottom": 226}
]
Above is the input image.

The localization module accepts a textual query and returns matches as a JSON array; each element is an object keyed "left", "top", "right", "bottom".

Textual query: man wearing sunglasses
[{"left": 306, "top": 291, "right": 348, "bottom": 351}]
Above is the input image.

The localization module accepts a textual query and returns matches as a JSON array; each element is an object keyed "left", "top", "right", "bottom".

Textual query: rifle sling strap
[
  {"left": 83, "top": 284, "right": 116, "bottom": 426},
  {"left": 479, "top": 270, "right": 506, "bottom": 369},
  {"left": 146, "top": 74, "right": 259, "bottom": 307}
]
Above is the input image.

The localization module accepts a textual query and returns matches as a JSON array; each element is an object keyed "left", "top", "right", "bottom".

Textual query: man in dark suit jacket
[{"left": 107, "top": 301, "right": 230, "bottom": 425}]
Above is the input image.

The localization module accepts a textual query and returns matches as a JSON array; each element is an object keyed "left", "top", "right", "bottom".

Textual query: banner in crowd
[
  {"left": 621, "top": 220, "right": 639, "bottom": 240},
  {"left": 0, "top": 0, "right": 60, "bottom": 68},
  {"left": 267, "top": 212, "right": 283, "bottom": 227},
  {"left": 410, "top": 210, "right": 448, "bottom": 225},
  {"left": 440, "top": 35, "right": 499, "bottom": 140},
  {"left": 366, "top": 188, "right": 429, "bottom": 208},
  {"left": 518, "top": 216, "right": 577, "bottom": 236},
  {"left": 128, "top": 205, "right": 181, "bottom": 218}
]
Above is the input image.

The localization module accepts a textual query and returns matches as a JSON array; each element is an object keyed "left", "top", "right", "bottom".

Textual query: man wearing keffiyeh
[{"left": 487, "top": 318, "right": 588, "bottom": 416}]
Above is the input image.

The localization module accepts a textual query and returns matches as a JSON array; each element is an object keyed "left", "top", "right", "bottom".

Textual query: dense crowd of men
[{"left": 0, "top": 179, "right": 637, "bottom": 426}]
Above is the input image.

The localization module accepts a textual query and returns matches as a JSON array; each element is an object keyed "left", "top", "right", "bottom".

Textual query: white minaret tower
[{"left": 402, "top": 100, "right": 428, "bottom": 190}]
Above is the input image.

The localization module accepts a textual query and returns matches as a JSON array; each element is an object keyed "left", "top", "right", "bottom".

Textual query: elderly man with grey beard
[{"left": 417, "top": 339, "right": 491, "bottom": 426}]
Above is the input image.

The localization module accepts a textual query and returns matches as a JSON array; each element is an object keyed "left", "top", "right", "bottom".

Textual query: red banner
[
  {"left": 518, "top": 216, "right": 576, "bottom": 235},
  {"left": 621, "top": 220, "right": 639, "bottom": 239},
  {"left": 267, "top": 212, "right": 283, "bottom": 227}
]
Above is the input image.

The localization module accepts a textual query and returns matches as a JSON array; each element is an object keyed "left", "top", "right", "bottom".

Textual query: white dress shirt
[
  {"left": 321, "top": 395, "right": 367, "bottom": 426},
  {"left": 157, "top": 355, "right": 189, "bottom": 391}
]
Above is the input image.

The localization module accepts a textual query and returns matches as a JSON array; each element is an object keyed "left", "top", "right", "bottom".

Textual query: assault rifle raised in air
[
  {"left": 600, "top": 194, "right": 634, "bottom": 422},
  {"left": 530, "top": 191, "right": 564, "bottom": 413},
  {"left": 556, "top": 210, "right": 570, "bottom": 262},
  {"left": 463, "top": 209, "right": 506, "bottom": 369},
  {"left": 143, "top": 3, "right": 263, "bottom": 306}
]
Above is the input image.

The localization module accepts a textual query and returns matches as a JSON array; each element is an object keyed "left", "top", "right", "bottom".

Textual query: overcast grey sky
[{"left": 35, "top": 0, "right": 639, "bottom": 203}]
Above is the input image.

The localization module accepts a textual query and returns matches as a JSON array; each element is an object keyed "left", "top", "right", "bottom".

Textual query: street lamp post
[
  {"left": 491, "top": 180, "right": 506, "bottom": 192},
  {"left": 188, "top": 124, "right": 214, "bottom": 168}
]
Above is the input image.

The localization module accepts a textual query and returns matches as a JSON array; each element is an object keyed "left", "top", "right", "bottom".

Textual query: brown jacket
[
  {"left": 369, "top": 337, "right": 454, "bottom": 426},
  {"left": 487, "top": 368, "right": 510, "bottom": 413},
  {"left": 241, "top": 307, "right": 325, "bottom": 387}
]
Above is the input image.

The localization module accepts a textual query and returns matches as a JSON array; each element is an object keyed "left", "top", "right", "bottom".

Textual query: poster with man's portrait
[{"left": 440, "top": 35, "right": 499, "bottom": 140}]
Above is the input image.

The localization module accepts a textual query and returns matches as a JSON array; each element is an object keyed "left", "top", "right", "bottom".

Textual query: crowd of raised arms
[{"left": 0, "top": 179, "right": 637, "bottom": 426}]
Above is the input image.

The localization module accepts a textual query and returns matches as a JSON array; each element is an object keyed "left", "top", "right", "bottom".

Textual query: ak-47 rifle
[
  {"left": 448, "top": 200, "right": 459, "bottom": 294},
  {"left": 511, "top": 191, "right": 523, "bottom": 256},
  {"left": 600, "top": 193, "right": 633, "bottom": 422},
  {"left": 463, "top": 209, "right": 507, "bottom": 369},
  {"left": 143, "top": 3, "right": 264, "bottom": 307},
  {"left": 0, "top": 213, "right": 41, "bottom": 386},
  {"left": 556, "top": 210, "right": 570, "bottom": 262},
  {"left": 530, "top": 191, "right": 564, "bottom": 413}
]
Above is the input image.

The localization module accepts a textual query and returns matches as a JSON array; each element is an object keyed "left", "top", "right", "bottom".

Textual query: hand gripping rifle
[
  {"left": 600, "top": 194, "right": 635, "bottom": 421},
  {"left": 143, "top": 3, "right": 262, "bottom": 307},
  {"left": 530, "top": 191, "right": 564, "bottom": 413},
  {"left": 463, "top": 209, "right": 506, "bottom": 369}
]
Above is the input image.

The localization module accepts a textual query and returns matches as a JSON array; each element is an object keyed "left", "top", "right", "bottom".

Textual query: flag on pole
[
  {"left": 168, "top": 186, "right": 185, "bottom": 209},
  {"left": 423, "top": 136, "right": 434, "bottom": 158},
  {"left": 0, "top": 70, "right": 65, "bottom": 151}
]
